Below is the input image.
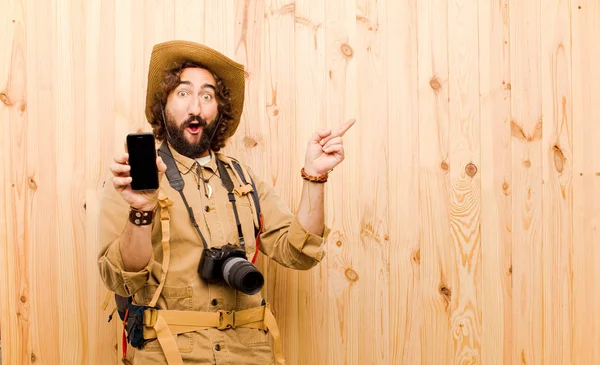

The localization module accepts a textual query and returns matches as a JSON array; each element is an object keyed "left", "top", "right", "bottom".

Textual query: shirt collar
[{"left": 164, "top": 143, "right": 218, "bottom": 175}]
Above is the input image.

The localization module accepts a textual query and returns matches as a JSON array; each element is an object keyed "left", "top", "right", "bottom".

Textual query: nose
[{"left": 188, "top": 96, "right": 203, "bottom": 118}]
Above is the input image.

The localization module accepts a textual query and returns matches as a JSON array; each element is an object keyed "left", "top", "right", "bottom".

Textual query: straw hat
[{"left": 145, "top": 40, "right": 245, "bottom": 139}]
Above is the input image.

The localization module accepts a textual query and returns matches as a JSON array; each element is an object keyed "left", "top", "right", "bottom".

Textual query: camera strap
[
  {"left": 157, "top": 141, "right": 209, "bottom": 250},
  {"left": 216, "top": 158, "right": 246, "bottom": 251}
]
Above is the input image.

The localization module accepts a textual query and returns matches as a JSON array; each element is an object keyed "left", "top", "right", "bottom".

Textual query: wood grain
[
  {"left": 355, "top": 0, "right": 390, "bottom": 363},
  {"left": 572, "top": 1, "right": 600, "bottom": 364},
  {"left": 447, "top": 0, "right": 482, "bottom": 362},
  {"left": 510, "top": 0, "right": 544, "bottom": 363},
  {"left": 417, "top": 0, "right": 454, "bottom": 362},
  {"left": 541, "top": 0, "right": 573, "bottom": 363},
  {"left": 478, "top": 0, "right": 513, "bottom": 363},
  {"left": 386, "top": 0, "right": 421, "bottom": 363}
]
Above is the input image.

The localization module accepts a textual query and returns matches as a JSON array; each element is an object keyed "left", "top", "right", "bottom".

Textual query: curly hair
[{"left": 148, "top": 60, "right": 234, "bottom": 152}]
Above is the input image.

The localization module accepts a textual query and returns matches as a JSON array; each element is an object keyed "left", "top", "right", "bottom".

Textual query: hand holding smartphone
[{"left": 126, "top": 132, "right": 159, "bottom": 191}]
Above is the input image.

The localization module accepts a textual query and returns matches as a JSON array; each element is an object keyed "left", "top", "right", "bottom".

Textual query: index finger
[{"left": 335, "top": 118, "right": 356, "bottom": 137}]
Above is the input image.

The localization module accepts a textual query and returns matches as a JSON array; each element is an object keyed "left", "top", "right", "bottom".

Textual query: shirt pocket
[
  {"left": 233, "top": 327, "right": 269, "bottom": 347},
  {"left": 142, "top": 284, "right": 195, "bottom": 353}
]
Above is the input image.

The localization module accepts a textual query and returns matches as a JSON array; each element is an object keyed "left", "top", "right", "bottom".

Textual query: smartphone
[{"left": 126, "top": 132, "right": 159, "bottom": 191}]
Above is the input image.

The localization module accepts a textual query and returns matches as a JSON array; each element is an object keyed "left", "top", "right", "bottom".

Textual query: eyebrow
[{"left": 177, "top": 80, "right": 216, "bottom": 91}]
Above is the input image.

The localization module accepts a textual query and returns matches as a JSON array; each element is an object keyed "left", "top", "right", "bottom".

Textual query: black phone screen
[{"left": 126, "top": 133, "right": 159, "bottom": 191}]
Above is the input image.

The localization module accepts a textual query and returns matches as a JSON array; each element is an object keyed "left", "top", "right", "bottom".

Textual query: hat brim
[{"left": 145, "top": 41, "right": 245, "bottom": 139}]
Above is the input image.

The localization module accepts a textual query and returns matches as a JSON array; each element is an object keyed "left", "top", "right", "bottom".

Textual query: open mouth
[{"left": 187, "top": 122, "right": 202, "bottom": 134}]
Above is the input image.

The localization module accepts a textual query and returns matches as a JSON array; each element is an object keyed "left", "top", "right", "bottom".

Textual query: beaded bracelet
[{"left": 301, "top": 168, "right": 328, "bottom": 183}]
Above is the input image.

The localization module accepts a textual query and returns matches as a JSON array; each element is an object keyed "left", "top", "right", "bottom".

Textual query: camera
[{"left": 198, "top": 243, "right": 264, "bottom": 295}]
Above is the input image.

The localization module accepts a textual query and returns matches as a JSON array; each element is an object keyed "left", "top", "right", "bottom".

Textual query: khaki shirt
[{"left": 97, "top": 145, "right": 328, "bottom": 365}]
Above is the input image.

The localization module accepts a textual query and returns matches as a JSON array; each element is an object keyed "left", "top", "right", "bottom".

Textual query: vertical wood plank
[
  {"left": 115, "top": 0, "right": 145, "bottom": 139},
  {"left": 386, "top": 0, "right": 421, "bottom": 363},
  {"left": 293, "top": 0, "right": 327, "bottom": 363},
  {"left": 26, "top": 0, "right": 61, "bottom": 362},
  {"left": 447, "top": 0, "right": 482, "bottom": 362},
  {"left": 85, "top": 0, "right": 117, "bottom": 364},
  {"left": 229, "top": 0, "right": 266, "bottom": 166},
  {"left": 324, "top": 0, "right": 359, "bottom": 363},
  {"left": 0, "top": 0, "right": 30, "bottom": 364},
  {"left": 417, "top": 0, "right": 453, "bottom": 362},
  {"left": 478, "top": 0, "right": 513, "bottom": 363},
  {"left": 263, "top": 1, "right": 299, "bottom": 362},
  {"left": 509, "top": 0, "right": 544, "bottom": 363},
  {"left": 354, "top": 0, "right": 389, "bottom": 364},
  {"left": 541, "top": 0, "right": 573, "bottom": 363},
  {"left": 54, "top": 0, "right": 88, "bottom": 362},
  {"left": 204, "top": 0, "right": 235, "bottom": 58},
  {"left": 572, "top": 1, "right": 600, "bottom": 364},
  {"left": 174, "top": 0, "right": 205, "bottom": 43},
  {"left": 143, "top": 0, "right": 174, "bottom": 130}
]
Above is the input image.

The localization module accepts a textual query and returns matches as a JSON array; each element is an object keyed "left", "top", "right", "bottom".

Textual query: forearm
[
  {"left": 120, "top": 221, "right": 153, "bottom": 272},
  {"left": 296, "top": 180, "right": 325, "bottom": 236}
]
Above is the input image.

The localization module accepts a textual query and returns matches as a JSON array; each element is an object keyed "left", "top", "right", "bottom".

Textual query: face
[{"left": 164, "top": 67, "right": 220, "bottom": 158}]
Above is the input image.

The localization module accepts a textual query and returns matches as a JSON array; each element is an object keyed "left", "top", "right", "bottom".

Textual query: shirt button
[
  {"left": 214, "top": 344, "right": 221, "bottom": 351},
  {"left": 211, "top": 299, "right": 218, "bottom": 306}
]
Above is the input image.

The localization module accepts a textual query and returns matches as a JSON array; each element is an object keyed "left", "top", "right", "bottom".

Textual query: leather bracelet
[
  {"left": 301, "top": 168, "right": 328, "bottom": 183},
  {"left": 129, "top": 206, "right": 155, "bottom": 226}
]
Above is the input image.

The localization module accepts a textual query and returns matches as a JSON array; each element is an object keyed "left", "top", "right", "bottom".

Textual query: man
[{"left": 98, "top": 40, "right": 355, "bottom": 365}]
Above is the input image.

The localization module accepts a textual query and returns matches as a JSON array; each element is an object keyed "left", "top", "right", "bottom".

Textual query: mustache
[{"left": 182, "top": 115, "right": 207, "bottom": 129}]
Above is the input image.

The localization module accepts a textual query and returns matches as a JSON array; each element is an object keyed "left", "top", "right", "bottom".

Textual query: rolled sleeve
[
  {"left": 246, "top": 166, "right": 329, "bottom": 270},
  {"left": 287, "top": 216, "right": 330, "bottom": 264},
  {"left": 98, "top": 238, "right": 154, "bottom": 297}
]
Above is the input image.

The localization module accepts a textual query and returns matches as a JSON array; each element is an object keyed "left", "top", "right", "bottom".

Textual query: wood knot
[
  {"left": 553, "top": 145, "right": 565, "bottom": 173},
  {"left": 340, "top": 43, "right": 354, "bottom": 59},
  {"left": 502, "top": 181, "right": 510, "bottom": 195},
  {"left": 0, "top": 92, "right": 13, "bottom": 106},
  {"left": 31, "top": 353, "right": 37, "bottom": 363},
  {"left": 335, "top": 240, "right": 342, "bottom": 247},
  {"left": 243, "top": 136, "right": 259, "bottom": 148},
  {"left": 465, "top": 163, "right": 478, "bottom": 177},
  {"left": 440, "top": 286, "right": 451, "bottom": 298},
  {"left": 267, "top": 105, "right": 279, "bottom": 118},
  {"left": 508, "top": 266, "right": 512, "bottom": 275},
  {"left": 440, "top": 161, "right": 449, "bottom": 171},
  {"left": 344, "top": 268, "right": 359, "bottom": 282},
  {"left": 28, "top": 176, "right": 38, "bottom": 191},
  {"left": 505, "top": 82, "right": 512, "bottom": 90},
  {"left": 522, "top": 159, "right": 531, "bottom": 168},
  {"left": 20, "top": 295, "right": 27, "bottom": 303},
  {"left": 412, "top": 249, "right": 420, "bottom": 264},
  {"left": 83, "top": 202, "right": 87, "bottom": 210},
  {"left": 429, "top": 76, "right": 442, "bottom": 92}
]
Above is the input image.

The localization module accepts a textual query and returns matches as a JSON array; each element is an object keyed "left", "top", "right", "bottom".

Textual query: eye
[
  {"left": 202, "top": 93, "right": 213, "bottom": 101},
  {"left": 177, "top": 90, "right": 189, "bottom": 97}
]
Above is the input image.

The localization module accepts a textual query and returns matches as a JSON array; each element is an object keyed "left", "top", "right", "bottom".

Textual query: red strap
[
  {"left": 251, "top": 214, "right": 263, "bottom": 264},
  {"left": 122, "top": 308, "right": 129, "bottom": 359}
]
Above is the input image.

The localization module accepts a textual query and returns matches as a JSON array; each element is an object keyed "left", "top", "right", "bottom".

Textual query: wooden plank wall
[{"left": 1, "top": 0, "right": 599, "bottom": 364}]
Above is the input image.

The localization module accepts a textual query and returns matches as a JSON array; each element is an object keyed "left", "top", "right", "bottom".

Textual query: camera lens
[{"left": 222, "top": 257, "right": 264, "bottom": 295}]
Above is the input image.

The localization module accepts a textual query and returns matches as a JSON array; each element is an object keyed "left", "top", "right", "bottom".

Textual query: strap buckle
[{"left": 217, "top": 310, "right": 235, "bottom": 330}]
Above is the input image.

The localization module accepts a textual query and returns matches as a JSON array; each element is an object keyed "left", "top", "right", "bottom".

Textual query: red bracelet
[{"left": 301, "top": 168, "right": 328, "bottom": 183}]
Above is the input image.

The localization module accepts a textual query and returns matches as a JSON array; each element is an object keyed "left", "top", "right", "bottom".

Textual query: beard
[{"left": 165, "top": 114, "right": 220, "bottom": 159}]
